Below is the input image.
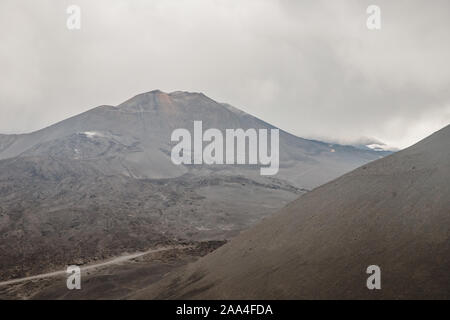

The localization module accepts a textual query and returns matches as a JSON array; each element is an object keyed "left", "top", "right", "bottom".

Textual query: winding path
[{"left": 0, "top": 245, "right": 189, "bottom": 287}]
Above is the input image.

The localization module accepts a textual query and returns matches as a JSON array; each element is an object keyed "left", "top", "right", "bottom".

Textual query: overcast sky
[{"left": 1, "top": 0, "right": 449, "bottom": 148}]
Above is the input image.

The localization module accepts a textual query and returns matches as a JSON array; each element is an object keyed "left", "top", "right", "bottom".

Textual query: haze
[{"left": 0, "top": 0, "right": 449, "bottom": 148}]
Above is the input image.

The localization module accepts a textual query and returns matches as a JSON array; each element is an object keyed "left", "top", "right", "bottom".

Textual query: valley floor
[{"left": 0, "top": 241, "right": 224, "bottom": 300}]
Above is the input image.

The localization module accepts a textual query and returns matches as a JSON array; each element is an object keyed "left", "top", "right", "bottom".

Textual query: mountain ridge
[
  {"left": 131, "top": 124, "right": 450, "bottom": 299},
  {"left": 0, "top": 90, "right": 389, "bottom": 281}
]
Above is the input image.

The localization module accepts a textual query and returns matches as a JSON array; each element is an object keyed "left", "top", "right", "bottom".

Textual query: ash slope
[
  {"left": 0, "top": 90, "right": 384, "bottom": 188},
  {"left": 134, "top": 124, "right": 450, "bottom": 300},
  {"left": 0, "top": 90, "right": 385, "bottom": 281}
]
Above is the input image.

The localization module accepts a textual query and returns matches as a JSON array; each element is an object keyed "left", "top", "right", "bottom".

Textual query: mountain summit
[
  {"left": 0, "top": 90, "right": 384, "bottom": 186},
  {"left": 0, "top": 90, "right": 386, "bottom": 280}
]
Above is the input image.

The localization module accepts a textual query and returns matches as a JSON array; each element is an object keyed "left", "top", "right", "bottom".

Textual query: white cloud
[{"left": 0, "top": 0, "right": 449, "bottom": 148}]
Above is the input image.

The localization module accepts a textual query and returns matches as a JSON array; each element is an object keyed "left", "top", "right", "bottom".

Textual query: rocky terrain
[
  {"left": 0, "top": 241, "right": 225, "bottom": 300},
  {"left": 0, "top": 90, "right": 386, "bottom": 282}
]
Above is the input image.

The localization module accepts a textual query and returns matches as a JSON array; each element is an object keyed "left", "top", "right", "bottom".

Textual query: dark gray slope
[
  {"left": 0, "top": 91, "right": 386, "bottom": 280},
  {"left": 0, "top": 90, "right": 384, "bottom": 188},
  {"left": 133, "top": 124, "right": 450, "bottom": 300}
]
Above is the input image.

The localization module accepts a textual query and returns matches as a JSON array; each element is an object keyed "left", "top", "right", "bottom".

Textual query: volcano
[{"left": 0, "top": 90, "right": 385, "bottom": 281}]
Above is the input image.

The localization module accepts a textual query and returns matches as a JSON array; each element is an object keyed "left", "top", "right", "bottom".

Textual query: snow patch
[
  {"left": 81, "top": 131, "right": 103, "bottom": 138},
  {"left": 366, "top": 143, "right": 398, "bottom": 152}
]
